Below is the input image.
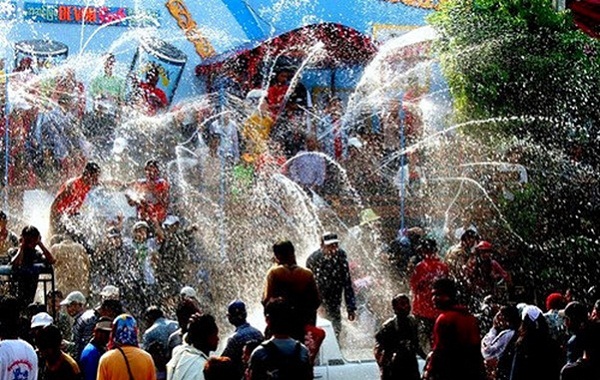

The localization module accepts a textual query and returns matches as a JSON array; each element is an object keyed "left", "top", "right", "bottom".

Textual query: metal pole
[
  {"left": 218, "top": 84, "right": 227, "bottom": 261},
  {"left": 399, "top": 94, "right": 406, "bottom": 231},
  {"left": 2, "top": 59, "right": 9, "bottom": 211}
]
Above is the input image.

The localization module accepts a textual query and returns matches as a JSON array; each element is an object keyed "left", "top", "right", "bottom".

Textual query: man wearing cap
[
  {"left": 126, "top": 159, "right": 170, "bottom": 225},
  {"left": 306, "top": 232, "right": 357, "bottom": 338},
  {"left": 50, "top": 162, "right": 101, "bottom": 236},
  {"left": 31, "top": 312, "right": 55, "bottom": 352},
  {"left": 61, "top": 290, "right": 97, "bottom": 362},
  {"left": 222, "top": 300, "right": 264, "bottom": 377},
  {"left": 464, "top": 241, "right": 511, "bottom": 302},
  {"left": 80, "top": 317, "right": 112, "bottom": 380}
]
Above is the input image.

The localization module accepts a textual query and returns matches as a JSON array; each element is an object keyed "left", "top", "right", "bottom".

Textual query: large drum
[
  {"left": 14, "top": 39, "right": 68, "bottom": 73},
  {"left": 127, "top": 36, "right": 187, "bottom": 108}
]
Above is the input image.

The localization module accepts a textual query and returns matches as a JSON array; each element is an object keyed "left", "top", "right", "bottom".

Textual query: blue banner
[{"left": 23, "top": 2, "right": 160, "bottom": 27}]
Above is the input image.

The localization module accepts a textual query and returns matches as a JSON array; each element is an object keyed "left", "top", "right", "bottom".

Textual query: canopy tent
[
  {"left": 195, "top": 22, "right": 377, "bottom": 94},
  {"left": 568, "top": 0, "right": 600, "bottom": 37}
]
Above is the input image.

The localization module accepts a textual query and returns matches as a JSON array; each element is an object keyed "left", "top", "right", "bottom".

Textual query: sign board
[{"left": 23, "top": 2, "right": 160, "bottom": 27}]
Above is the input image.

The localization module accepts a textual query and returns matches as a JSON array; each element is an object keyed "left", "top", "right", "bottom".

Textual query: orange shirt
[
  {"left": 98, "top": 346, "right": 156, "bottom": 380},
  {"left": 263, "top": 264, "right": 321, "bottom": 325}
]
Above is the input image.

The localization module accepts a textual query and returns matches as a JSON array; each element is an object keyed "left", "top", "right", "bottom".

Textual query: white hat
[
  {"left": 60, "top": 291, "right": 86, "bottom": 306},
  {"left": 245, "top": 89, "right": 266, "bottom": 100},
  {"left": 322, "top": 232, "right": 340, "bottom": 246},
  {"left": 100, "top": 285, "right": 120, "bottom": 300},
  {"left": 348, "top": 137, "right": 364, "bottom": 149},
  {"left": 521, "top": 305, "right": 542, "bottom": 321},
  {"left": 132, "top": 220, "right": 150, "bottom": 231},
  {"left": 163, "top": 215, "right": 180, "bottom": 227},
  {"left": 180, "top": 286, "right": 197, "bottom": 298},
  {"left": 31, "top": 312, "right": 53, "bottom": 328}
]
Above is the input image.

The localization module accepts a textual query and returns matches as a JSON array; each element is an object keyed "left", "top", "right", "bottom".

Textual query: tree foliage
[{"left": 427, "top": 0, "right": 600, "bottom": 296}]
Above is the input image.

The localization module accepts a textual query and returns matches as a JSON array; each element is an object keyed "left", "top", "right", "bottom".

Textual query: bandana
[{"left": 110, "top": 314, "right": 139, "bottom": 348}]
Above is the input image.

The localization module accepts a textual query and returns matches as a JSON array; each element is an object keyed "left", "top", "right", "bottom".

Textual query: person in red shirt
[
  {"left": 409, "top": 238, "right": 449, "bottom": 351},
  {"left": 126, "top": 159, "right": 170, "bottom": 224},
  {"left": 423, "top": 277, "right": 486, "bottom": 380},
  {"left": 266, "top": 68, "right": 292, "bottom": 119},
  {"left": 138, "top": 64, "right": 167, "bottom": 115},
  {"left": 50, "top": 162, "right": 101, "bottom": 236},
  {"left": 464, "top": 241, "right": 511, "bottom": 302}
]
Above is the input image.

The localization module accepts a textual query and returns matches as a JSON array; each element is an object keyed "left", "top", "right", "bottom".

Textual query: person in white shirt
[
  {"left": 167, "top": 313, "right": 219, "bottom": 380},
  {"left": 0, "top": 296, "right": 38, "bottom": 380}
]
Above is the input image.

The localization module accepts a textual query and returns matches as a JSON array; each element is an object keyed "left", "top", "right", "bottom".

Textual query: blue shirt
[
  {"left": 222, "top": 322, "right": 264, "bottom": 374},
  {"left": 80, "top": 341, "right": 105, "bottom": 380}
]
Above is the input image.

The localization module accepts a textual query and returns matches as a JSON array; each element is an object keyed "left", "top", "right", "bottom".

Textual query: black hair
[
  {"left": 145, "top": 159, "right": 160, "bottom": 169},
  {"left": 417, "top": 238, "right": 437, "bottom": 253},
  {"left": 264, "top": 298, "right": 294, "bottom": 335},
  {"left": 272, "top": 240, "right": 295, "bottom": 264},
  {"left": 433, "top": 277, "right": 457, "bottom": 300},
  {"left": 176, "top": 299, "right": 200, "bottom": 333},
  {"left": 500, "top": 305, "right": 521, "bottom": 330},
  {"left": 461, "top": 229, "right": 478, "bottom": 241},
  {"left": 186, "top": 313, "right": 218, "bottom": 348},
  {"left": 0, "top": 296, "right": 21, "bottom": 337},
  {"left": 46, "top": 290, "right": 64, "bottom": 299},
  {"left": 203, "top": 357, "right": 238, "bottom": 380},
  {"left": 36, "top": 324, "right": 62, "bottom": 350},
  {"left": 83, "top": 161, "right": 101, "bottom": 175},
  {"left": 0, "top": 211, "right": 6, "bottom": 220},
  {"left": 21, "top": 225, "right": 41, "bottom": 240},
  {"left": 144, "top": 306, "right": 164, "bottom": 322},
  {"left": 392, "top": 293, "right": 410, "bottom": 308},
  {"left": 101, "top": 299, "right": 124, "bottom": 317}
]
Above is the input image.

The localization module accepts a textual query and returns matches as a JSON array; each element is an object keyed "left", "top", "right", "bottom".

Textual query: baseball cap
[
  {"left": 100, "top": 285, "right": 120, "bottom": 300},
  {"left": 521, "top": 305, "right": 542, "bottom": 321},
  {"left": 227, "top": 300, "right": 246, "bottom": 316},
  {"left": 132, "top": 221, "right": 150, "bottom": 231},
  {"left": 163, "top": 215, "right": 180, "bottom": 227},
  {"left": 31, "top": 312, "right": 53, "bottom": 328},
  {"left": 95, "top": 317, "right": 113, "bottom": 332},
  {"left": 180, "top": 286, "right": 197, "bottom": 299},
  {"left": 60, "top": 291, "right": 86, "bottom": 306},
  {"left": 106, "top": 227, "right": 121, "bottom": 238},
  {"left": 322, "top": 232, "right": 339, "bottom": 245}
]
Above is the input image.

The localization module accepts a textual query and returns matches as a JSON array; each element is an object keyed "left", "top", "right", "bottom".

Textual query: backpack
[{"left": 260, "top": 340, "right": 312, "bottom": 380}]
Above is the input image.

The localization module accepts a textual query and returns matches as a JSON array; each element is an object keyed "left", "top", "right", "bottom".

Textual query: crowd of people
[
  {"left": 1, "top": 46, "right": 597, "bottom": 380},
  {"left": 1, "top": 198, "right": 599, "bottom": 380}
]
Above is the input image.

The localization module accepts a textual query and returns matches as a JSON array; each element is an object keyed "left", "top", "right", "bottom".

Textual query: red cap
[{"left": 474, "top": 240, "right": 493, "bottom": 252}]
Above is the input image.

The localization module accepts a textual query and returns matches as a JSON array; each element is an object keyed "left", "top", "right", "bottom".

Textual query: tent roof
[{"left": 196, "top": 22, "right": 377, "bottom": 76}]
